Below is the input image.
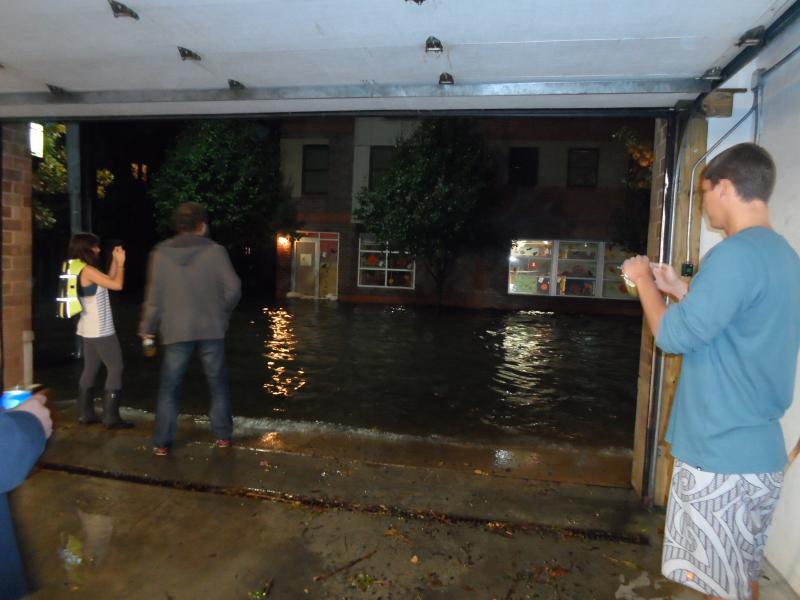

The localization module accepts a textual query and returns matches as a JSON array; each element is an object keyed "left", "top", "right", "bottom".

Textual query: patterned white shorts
[{"left": 662, "top": 460, "right": 783, "bottom": 600}]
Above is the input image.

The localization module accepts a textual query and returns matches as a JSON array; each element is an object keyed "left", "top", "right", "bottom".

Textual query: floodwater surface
[{"left": 35, "top": 300, "right": 641, "bottom": 450}]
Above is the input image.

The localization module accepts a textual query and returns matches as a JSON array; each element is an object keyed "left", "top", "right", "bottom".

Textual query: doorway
[{"left": 291, "top": 231, "right": 339, "bottom": 299}]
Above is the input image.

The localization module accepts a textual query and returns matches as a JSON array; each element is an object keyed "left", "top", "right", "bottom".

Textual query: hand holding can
[
  {"left": 1, "top": 389, "right": 32, "bottom": 411},
  {"left": 142, "top": 337, "right": 156, "bottom": 358},
  {"left": 5, "top": 392, "right": 52, "bottom": 438}
]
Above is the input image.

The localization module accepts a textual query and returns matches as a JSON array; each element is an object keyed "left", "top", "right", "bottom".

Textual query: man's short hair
[
  {"left": 703, "top": 143, "right": 776, "bottom": 203},
  {"left": 173, "top": 202, "right": 208, "bottom": 233}
]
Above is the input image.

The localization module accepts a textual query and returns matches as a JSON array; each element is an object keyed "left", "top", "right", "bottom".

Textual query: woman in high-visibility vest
[{"left": 67, "top": 233, "right": 133, "bottom": 429}]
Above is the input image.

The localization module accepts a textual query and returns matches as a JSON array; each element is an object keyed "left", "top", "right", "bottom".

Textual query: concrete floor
[{"left": 9, "top": 408, "right": 800, "bottom": 599}]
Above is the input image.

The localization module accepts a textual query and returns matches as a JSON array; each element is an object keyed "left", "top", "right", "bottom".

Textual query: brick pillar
[{"left": 1, "top": 123, "right": 33, "bottom": 389}]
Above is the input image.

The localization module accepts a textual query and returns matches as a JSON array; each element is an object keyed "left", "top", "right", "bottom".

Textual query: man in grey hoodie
[{"left": 139, "top": 202, "right": 241, "bottom": 456}]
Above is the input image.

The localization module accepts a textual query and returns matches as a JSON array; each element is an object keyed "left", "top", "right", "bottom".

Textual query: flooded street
[{"left": 35, "top": 299, "right": 641, "bottom": 450}]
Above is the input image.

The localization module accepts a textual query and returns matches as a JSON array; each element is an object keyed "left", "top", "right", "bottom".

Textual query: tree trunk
[
  {"left": 436, "top": 278, "right": 445, "bottom": 311},
  {"left": 423, "top": 258, "right": 449, "bottom": 311}
]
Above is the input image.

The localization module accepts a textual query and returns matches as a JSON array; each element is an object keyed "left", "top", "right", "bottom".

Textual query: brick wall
[{"left": 1, "top": 123, "right": 33, "bottom": 388}]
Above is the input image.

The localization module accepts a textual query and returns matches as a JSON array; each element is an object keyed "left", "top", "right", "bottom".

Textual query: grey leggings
[{"left": 79, "top": 334, "right": 124, "bottom": 391}]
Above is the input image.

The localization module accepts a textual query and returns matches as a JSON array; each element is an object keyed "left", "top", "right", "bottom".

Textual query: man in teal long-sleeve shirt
[{"left": 623, "top": 143, "right": 800, "bottom": 600}]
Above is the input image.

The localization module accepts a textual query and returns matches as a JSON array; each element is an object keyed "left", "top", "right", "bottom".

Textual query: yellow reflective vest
[{"left": 56, "top": 259, "right": 87, "bottom": 319}]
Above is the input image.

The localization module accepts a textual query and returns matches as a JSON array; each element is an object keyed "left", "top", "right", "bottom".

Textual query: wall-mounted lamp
[
  {"left": 29, "top": 123, "right": 44, "bottom": 158},
  {"left": 277, "top": 235, "right": 291, "bottom": 249},
  {"left": 425, "top": 36, "right": 443, "bottom": 53},
  {"left": 438, "top": 72, "right": 454, "bottom": 85},
  {"left": 178, "top": 47, "right": 202, "bottom": 61},
  {"left": 108, "top": 0, "right": 139, "bottom": 19}
]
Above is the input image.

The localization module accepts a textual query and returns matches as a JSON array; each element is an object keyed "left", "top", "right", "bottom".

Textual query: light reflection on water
[
  {"left": 262, "top": 307, "right": 306, "bottom": 398},
  {"left": 250, "top": 302, "right": 640, "bottom": 449}
]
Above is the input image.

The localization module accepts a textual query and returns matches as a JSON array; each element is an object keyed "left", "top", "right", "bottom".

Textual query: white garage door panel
[{"left": 760, "top": 45, "right": 800, "bottom": 596}]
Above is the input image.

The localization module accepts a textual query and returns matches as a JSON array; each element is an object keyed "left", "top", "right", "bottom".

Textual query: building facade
[{"left": 276, "top": 116, "right": 653, "bottom": 314}]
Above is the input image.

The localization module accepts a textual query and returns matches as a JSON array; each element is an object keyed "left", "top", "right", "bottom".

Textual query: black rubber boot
[
  {"left": 102, "top": 390, "right": 134, "bottom": 429},
  {"left": 78, "top": 387, "right": 99, "bottom": 425}
]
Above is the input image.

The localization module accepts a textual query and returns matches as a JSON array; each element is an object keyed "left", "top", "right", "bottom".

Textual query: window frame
[
  {"left": 301, "top": 144, "right": 330, "bottom": 195},
  {"left": 508, "top": 146, "right": 539, "bottom": 186},
  {"left": 567, "top": 148, "right": 599, "bottom": 188},
  {"left": 357, "top": 236, "right": 416, "bottom": 290},
  {"left": 507, "top": 239, "right": 636, "bottom": 300},
  {"left": 368, "top": 145, "right": 395, "bottom": 191}
]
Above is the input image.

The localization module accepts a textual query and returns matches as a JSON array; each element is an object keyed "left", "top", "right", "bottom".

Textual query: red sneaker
[
  {"left": 153, "top": 446, "right": 169, "bottom": 456},
  {"left": 215, "top": 439, "right": 231, "bottom": 449}
]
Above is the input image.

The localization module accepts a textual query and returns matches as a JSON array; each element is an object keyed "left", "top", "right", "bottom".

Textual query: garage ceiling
[{"left": 0, "top": 0, "right": 795, "bottom": 118}]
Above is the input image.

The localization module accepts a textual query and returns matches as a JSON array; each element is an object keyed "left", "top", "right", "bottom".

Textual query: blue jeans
[{"left": 153, "top": 339, "right": 232, "bottom": 448}]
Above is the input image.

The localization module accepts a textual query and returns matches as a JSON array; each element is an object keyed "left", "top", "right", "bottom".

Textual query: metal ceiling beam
[
  {"left": 0, "top": 78, "right": 710, "bottom": 107},
  {"left": 705, "top": 0, "right": 800, "bottom": 94}
]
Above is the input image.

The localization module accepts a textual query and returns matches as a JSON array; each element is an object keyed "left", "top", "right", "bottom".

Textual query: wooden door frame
[{"left": 630, "top": 114, "right": 707, "bottom": 505}]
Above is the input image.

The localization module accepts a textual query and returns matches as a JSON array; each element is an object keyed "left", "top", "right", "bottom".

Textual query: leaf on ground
[
  {"left": 547, "top": 565, "right": 569, "bottom": 578},
  {"left": 473, "top": 469, "right": 489, "bottom": 476},
  {"left": 485, "top": 521, "right": 514, "bottom": 537},
  {"left": 349, "top": 572, "right": 385, "bottom": 591},
  {"left": 602, "top": 553, "right": 641, "bottom": 571},
  {"left": 384, "top": 526, "right": 412, "bottom": 544},
  {"left": 531, "top": 563, "right": 570, "bottom": 582},
  {"left": 410, "top": 554, "right": 420, "bottom": 565}
]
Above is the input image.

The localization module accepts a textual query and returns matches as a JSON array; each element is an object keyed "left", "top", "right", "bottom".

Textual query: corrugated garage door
[{"left": 758, "top": 42, "right": 800, "bottom": 593}]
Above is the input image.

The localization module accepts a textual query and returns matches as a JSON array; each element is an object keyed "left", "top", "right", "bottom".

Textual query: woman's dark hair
[
  {"left": 68, "top": 233, "right": 101, "bottom": 266},
  {"left": 703, "top": 143, "right": 776, "bottom": 203}
]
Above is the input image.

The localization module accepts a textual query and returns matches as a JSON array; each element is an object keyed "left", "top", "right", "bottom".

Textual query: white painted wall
[{"left": 697, "top": 20, "right": 800, "bottom": 593}]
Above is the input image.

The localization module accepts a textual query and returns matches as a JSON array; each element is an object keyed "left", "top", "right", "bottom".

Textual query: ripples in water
[
  {"left": 35, "top": 300, "right": 641, "bottom": 450},
  {"left": 250, "top": 302, "right": 640, "bottom": 448}
]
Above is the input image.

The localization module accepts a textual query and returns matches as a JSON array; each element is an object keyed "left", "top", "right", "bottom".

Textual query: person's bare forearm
[
  {"left": 789, "top": 438, "right": 800, "bottom": 466},
  {"left": 108, "top": 263, "right": 124, "bottom": 289},
  {"left": 650, "top": 263, "right": 689, "bottom": 302},
  {"left": 668, "top": 279, "right": 689, "bottom": 302},
  {"left": 116, "top": 266, "right": 124, "bottom": 288},
  {"left": 635, "top": 276, "right": 667, "bottom": 337}
]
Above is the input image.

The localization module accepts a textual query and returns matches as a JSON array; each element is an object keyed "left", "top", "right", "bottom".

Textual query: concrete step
[{"left": 41, "top": 422, "right": 656, "bottom": 546}]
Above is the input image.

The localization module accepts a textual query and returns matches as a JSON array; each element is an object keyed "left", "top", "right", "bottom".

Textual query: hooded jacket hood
[{"left": 158, "top": 233, "right": 215, "bottom": 266}]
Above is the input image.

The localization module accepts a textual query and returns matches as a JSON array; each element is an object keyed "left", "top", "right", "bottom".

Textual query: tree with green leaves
[
  {"left": 32, "top": 123, "right": 114, "bottom": 231},
  {"left": 355, "top": 118, "right": 496, "bottom": 306},
  {"left": 149, "top": 120, "right": 293, "bottom": 249},
  {"left": 610, "top": 126, "right": 654, "bottom": 254}
]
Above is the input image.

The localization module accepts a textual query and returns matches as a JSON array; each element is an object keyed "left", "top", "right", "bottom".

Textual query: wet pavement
[{"left": 10, "top": 408, "right": 799, "bottom": 599}]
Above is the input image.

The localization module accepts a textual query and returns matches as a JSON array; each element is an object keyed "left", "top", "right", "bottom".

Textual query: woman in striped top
[{"left": 68, "top": 233, "right": 133, "bottom": 429}]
